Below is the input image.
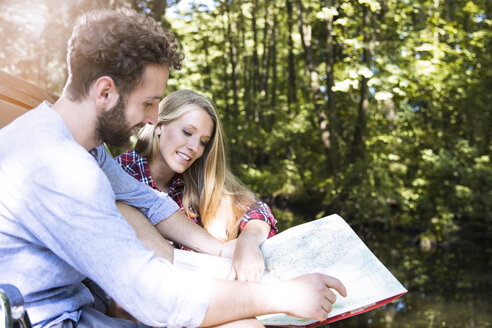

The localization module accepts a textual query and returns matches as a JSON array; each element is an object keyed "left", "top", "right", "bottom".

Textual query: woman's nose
[{"left": 187, "top": 139, "right": 200, "bottom": 153}]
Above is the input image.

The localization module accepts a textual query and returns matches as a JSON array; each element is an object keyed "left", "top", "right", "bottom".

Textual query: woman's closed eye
[{"left": 182, "top": 129, "right": 209, "bottom": 147}]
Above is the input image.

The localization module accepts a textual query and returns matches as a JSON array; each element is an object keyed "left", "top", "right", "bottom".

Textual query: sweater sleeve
[
  {"left": 92, "top": 145, "right": 179, "bottom": 225},
  {"left": 24, "top": 157, "right": 211, "bottom": 327}
]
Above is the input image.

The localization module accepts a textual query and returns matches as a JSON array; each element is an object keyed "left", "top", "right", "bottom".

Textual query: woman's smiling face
[{"left": 155, "top": 104, "right": 214, "bottom": 174}]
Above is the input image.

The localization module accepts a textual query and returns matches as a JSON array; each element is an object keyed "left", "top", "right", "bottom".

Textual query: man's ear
[{"left": 93, "top": 76, "right": 119, "bottom": 111}]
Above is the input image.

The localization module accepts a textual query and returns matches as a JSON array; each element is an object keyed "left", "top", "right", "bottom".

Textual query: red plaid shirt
[{"left": 115, "top": 150, "right": 278, "bottom": 239}]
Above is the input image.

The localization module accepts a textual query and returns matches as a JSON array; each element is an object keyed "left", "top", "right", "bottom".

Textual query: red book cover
[{"left": 270, "top": 292, "right": 407, "bottom": 328}]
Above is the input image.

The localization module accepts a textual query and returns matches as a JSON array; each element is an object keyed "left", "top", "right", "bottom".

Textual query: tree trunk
[
  {"left": 109, "top": 0, "right": 138, "bottom": 10},
  {"left": 271, "top": 14, "right": 278, "bottom": 109},
  {"left": 238, "top": 0, "right": 250, "bottom": 128},
  {"left": 324, "top": 0, "right": 340, "bottom": 175},
  {"left": 296, "top": 0, "right": 333, "bottom": 169},
  {"left": 251, "top": 2, "right": 260, "bottom": 123},
  {"left": 286, "top": 0, "right": 297, "bottom": 112},
  {"left": 148, "top": 0, "right": 166, "bottom": 22},
  {"left": 226, "top": 2, "right": 239, "bottom": 115},
  {"left": 260, "top": 3, "right": 273, "bottom": 101},
  {"left": 350, "top": 4, "right": 374, "bottom": 161}
]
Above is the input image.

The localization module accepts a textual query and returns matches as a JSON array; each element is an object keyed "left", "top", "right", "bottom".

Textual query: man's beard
[{"left": 95, "top": 96, "right": 134, "bottom": 148}]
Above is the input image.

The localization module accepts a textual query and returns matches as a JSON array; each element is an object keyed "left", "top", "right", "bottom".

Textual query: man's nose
[{"left": 144, "top": 106, "right": 159, "bottom": 125}]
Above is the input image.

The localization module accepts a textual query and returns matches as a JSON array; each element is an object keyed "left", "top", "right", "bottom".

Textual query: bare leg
[{"left": 116, "top": 201, "right": 175, "bottom": 262}]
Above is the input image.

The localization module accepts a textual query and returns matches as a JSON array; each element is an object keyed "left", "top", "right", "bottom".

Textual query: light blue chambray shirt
[{"left": 0, "top": 102, "right": 212, "bottom": 328}]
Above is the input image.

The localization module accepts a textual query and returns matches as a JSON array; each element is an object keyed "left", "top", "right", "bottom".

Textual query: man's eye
[{"left": 144, "top": 102, "right": 153, "bottom": 107}]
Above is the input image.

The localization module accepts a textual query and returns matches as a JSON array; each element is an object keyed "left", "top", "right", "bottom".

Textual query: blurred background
[{"left": 1, "top": 0, "right": 490, "bottom": 327}]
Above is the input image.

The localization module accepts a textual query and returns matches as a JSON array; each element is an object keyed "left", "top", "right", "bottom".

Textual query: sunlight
[
  {"left": 0, "top": 1, "right": 48, "bottom": 39},
  {"left": 168, "top": 0, "right": 217, "bottom": 17}
]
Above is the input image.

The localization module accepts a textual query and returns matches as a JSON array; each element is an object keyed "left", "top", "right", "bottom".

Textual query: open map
[
  {"left": 174, "top": 214, "right": 407, "bottom": 327},
  {"left": 257, "top": 214, "right": 407, "bottom": 326}
]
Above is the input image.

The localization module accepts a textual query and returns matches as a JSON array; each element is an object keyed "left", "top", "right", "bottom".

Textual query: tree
[{"left": 1, "top": 0, "right": 489, "bottom": 240}]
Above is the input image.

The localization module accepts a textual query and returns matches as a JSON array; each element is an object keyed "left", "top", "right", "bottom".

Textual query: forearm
[
  {"left": 116, "top": 201, "right": 174, "bottom": 262},
  {"left": 118, "top": 200, "right": 224, "bottom": 258},
  {"left": 237, "top": 220, "right": 270, "bottom": 246},
  {"left": 200, "top": 273, "right": 347, "bottom": 327},
  {"left": 199, "top": 279, "right": 279, "bottom": 327},
  {"left": 155, "top": 210, "right": 223, "bottom": 256}
]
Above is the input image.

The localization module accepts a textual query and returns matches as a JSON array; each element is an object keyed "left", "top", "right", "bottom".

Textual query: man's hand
[
  {"left": 200, "top": 272, "right": 346, "bottom": 327},
  {"left": 278, "top": 273, "right": 347, "bottom": 322}
]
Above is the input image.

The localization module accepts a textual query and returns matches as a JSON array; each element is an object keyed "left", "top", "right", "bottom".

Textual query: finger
[
  {"left": 247, "top": 272, "right": 259, "bottom": 282},
  {"left": 323, "top": 275, "right": 347, "bottom": 297},
  {"left": 239, "top": 266, "right": 262, "bottom": 282},
  {"left": 227, "top": 267, "right": 237, "bottom": 280},
  {"left": 324, "top": 289, "right": 337, "bottom": 304},
  {"left": 320, "top": 300, "right": 333, "bottom": 315},
  {"left": 236, "top": 268, "right": 248, "bottom": 281},
  {"left": 250, "top": 265, "right": 263, "bottom": 282},
  {"left": 258, "top": 263, "right": 265, "bottom": 276},
  {"left": 313, "top": 302, "right": 331, "bottom": 322},
  {"left": 254, "top": 270, "right": 261, "bottom": 282}
]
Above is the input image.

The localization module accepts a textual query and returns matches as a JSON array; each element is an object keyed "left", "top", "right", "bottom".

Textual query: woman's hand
[
  {"left": 227, "top": 220, "right": 271, "bottom": 282},
  {"left": 221, "top": 238, "right": 237, "bottom": 258}
]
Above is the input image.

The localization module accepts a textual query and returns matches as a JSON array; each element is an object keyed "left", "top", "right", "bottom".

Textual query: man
[{"left": 0, "top": 8, "right": 346, "bottom": 328}]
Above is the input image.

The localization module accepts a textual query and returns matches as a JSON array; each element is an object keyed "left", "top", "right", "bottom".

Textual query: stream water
[{"left": 321, "top": 232, "right": 492, "bottom": 328}]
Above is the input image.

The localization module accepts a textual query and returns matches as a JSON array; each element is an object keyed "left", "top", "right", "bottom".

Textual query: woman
[{"left": 115, "top": 89, "right": 278, "bottom": 281}]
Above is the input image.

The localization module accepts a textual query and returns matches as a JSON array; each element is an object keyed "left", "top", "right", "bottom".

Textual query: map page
[
  {"left": 173, "top": 214, "right": 407, "bottom": 327},
  {"left": 256, "top": 214, "right": 407, "bottom": 327}
]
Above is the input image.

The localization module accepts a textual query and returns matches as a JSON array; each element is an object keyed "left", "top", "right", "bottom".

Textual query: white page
[{"left": 174, "top": 248, "right": 232, "bottom": 280}]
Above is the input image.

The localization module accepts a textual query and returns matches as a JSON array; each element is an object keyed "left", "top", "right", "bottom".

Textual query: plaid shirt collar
[
  {"left": 168, "top": 173, "right": 184, "bottom": 195},
  {"left": 117, "top": 150, "right": 184, "bottom": 194}
]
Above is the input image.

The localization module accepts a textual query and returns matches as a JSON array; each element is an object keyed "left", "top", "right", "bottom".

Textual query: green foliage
[
  {"left": 165, "top": 0, "right": 491, "bottom": 242},
  {"left": 1, "top": 0, "right": 489, "bottom": 242}
]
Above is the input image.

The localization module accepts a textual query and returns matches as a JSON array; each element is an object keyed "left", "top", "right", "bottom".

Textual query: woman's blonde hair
[{"left": 135, "top": 89, "right": 257, "bottom": 241}]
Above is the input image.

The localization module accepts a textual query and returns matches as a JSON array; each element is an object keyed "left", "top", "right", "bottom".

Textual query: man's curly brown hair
[{"left": 64, "top": 8, "right": 183, "bottom": 101}]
